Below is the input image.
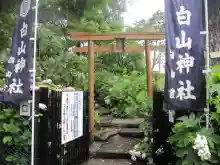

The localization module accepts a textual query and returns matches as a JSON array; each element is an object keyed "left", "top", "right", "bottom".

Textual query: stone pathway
[
  {"left": 91, "top": 135, "right": 138, "bottom": 159},
  {"left": 83, "top": 104, "right": 145, "bottom": 165},
  {"left": 82, "top": 159, "right": 132, "bottom": 165}
]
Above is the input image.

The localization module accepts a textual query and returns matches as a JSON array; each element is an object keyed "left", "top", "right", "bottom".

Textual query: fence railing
[
  {"left": 153, "top": 91, "right": 174, "bottom": 165},
  {"left": 38, "top": 88, "right": 89, "bottom": 165}
]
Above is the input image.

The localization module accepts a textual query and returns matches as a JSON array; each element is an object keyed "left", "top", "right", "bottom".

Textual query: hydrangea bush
[
  {"left": 193, "top": 134, "right": 211, "bottom": 161},
  {"left": 169, "top": 114, "right": 220, "bottom": 165},
  {"left": 168, "top": 69, "right": 220, "bottom": 165}
]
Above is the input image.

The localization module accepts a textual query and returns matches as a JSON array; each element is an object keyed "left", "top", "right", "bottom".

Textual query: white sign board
[
  {"left": 20, "top": 101, "right": 31, "bottom": 116},
  {"left": 61, "top": 91, "right": 83, "bottom": 144}
]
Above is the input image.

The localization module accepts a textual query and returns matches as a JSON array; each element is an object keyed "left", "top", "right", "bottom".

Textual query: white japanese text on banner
[
  {"left": 3, "top": 0, "right": 33, "bottom": 103},
  {"left": 163, "top": 0, "right": 206, "bottom": 111}
]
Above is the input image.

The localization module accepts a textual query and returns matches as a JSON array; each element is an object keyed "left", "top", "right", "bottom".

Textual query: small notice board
[{"left": 61, "top": 91, "right": 83, "bottom": 144}]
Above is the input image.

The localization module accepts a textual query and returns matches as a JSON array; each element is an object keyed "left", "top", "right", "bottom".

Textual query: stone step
[
  {"left": 90, "top": 135, "right": 138, "bottom": 159},
  {"left": 94, "top": 128, "right": 144, "bottom": 142},
  {"left": 118, "top": 128, "right": 144, "bottom": 138},
  {"left": 111, "top": 118, "right": 144, "bottom": 128},
  {"left": 94, "top": 128, "right": 119, "bottom": 142},
  {"left": 98, "top": 117, "right": 144, "bottom": 128},
  {"left": 82, "top": 159, "right": 132, "bottom": 165},
  {"left": 95, "top": 106, "right": 111, "bottom": 115},
  {"left": 98, "top": 115, "right": 113, "bottom": 127}
]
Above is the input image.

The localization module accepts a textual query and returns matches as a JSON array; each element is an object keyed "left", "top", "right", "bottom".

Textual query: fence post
[
  {"left": 83, "top": 91, "right": 90, "bottom": 161},
  {"left": 38, "top": 88, "right": 49, "bottom": 165},
  {"left": 34, "top": 89, "right": 40, "bottom": 165}
]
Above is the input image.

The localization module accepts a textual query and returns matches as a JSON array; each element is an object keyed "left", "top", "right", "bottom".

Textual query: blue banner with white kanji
[
  {"left": 3, "top": 0, "right": 33, "bottom": 103},
  {"left": 163, "top": 0, "right": 206, "bottom": 111}
]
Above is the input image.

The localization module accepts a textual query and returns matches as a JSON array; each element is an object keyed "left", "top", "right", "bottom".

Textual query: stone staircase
[{"left": 83, "top": 105, "right": 144, "bottom": 165}]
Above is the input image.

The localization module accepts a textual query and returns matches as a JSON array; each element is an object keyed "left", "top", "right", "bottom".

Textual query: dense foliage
[
  {"left": 169, "top": 114, "right": 220, "bottom": 165},
  {"left": 0, "top": 0, "right": 166, "bottom": 164},
  {"left": 0, "top": 105, "right": 31, "bottom": 164}
]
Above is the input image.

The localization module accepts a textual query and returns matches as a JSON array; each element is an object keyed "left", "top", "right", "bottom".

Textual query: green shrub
[
  {"left": 169, "top": 114, "right": 220, "bottom": 165},
  {"left": 95, "top": 70, "right": 118, "bottom": 104},
  {"left": 104, "top": 71, "right": 152, "bottom": 118},
  {"left": 38, "top": 53, "right": 88, "bottom": 90},
  {"left": 0, "top": 106, "right": 31, "bottom": 165},
  {"left": 95, "top": 52, "right": 145, "bottom": 74}
]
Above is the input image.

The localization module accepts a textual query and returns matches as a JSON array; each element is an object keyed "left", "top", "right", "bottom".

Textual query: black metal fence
[
  {"left": 0, "top": 88, "right": 89, "bottom": 165},
  {"left": 153, "top": 90, "right": 175, "bottom": 165},
  {"left": 152, "top": 90, "right": 191, "bottom": 165},
  {"left": 38, "top": 88, "right": 89, "bottom": 165}
]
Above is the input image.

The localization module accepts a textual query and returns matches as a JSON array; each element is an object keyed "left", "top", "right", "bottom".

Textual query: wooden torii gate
[{"left": 70, "top": 32, "right": 165, "bottom": 138}]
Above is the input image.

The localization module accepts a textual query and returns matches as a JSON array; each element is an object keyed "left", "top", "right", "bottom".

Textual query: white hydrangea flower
[
  {"left": 151, "top": 138, "right": 153, "bottom": 143},
  {"left": 129, "top": 150, "right": 134, "bottom": 155},
  {"left": 129, "top": 149, "right": 136, "bottom": 156},
  {"left": 144, "top": 137, "right": 148, "bottom": 142},
  {"left": 148, "top": 157, "right": 154, "bottom": 164},
  {"left": 68, "top": 47, "right": 73, "bottom": 52},
  {"left": 134, "top": 144, "right": 139, "bottom": 150},
  {"left": 39, "top": 103, "right": 47, "bottom": 110},
  {"left": 193, "top": 134, "right": 211, "bottom": 160},
  {"left": 141, "top": 153, "right": 147, "bottom": 159},
  {"left": 131, "top": 155, "right": 136, "bottom": 161},
  {"left": 135, "top": 151, "right": 141, "bottom": 157}
]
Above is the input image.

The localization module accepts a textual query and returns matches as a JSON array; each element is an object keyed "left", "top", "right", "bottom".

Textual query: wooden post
[
  {"left": 145, "top": 40, "right": 153, "bottom": 96},
  {"left": 88, "top": 40, "right": 95, "bottom": 140}
]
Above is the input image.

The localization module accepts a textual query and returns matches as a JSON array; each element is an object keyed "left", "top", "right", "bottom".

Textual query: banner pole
[
  {"left": 204, "top": 0, "right": 210, "bottom": 129},
  {"left": 31, "top": 0, "right": 39, "bottom": 164}
]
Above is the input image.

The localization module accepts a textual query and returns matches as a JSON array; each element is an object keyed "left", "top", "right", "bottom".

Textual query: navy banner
[
  {"left": 163, "top": 0, "right": 206, "bottom": 111},
  {"left": 3, "top": 0, "right": 33, "bottom": 103}
]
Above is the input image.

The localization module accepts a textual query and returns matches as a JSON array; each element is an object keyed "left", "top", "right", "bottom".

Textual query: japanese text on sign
[
  {"left": 4, "top": 0, "right": 32, "bottom": 103},
  {"left": 168, "top": 5, "right": 196, "bottom": 101}
]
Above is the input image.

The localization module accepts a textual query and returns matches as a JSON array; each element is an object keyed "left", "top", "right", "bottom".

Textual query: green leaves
[
  {"left": 169, "top": 111, "right": 220, "bottom": 165},
  {"left": 3, "top": 122, "right": 20, "bottom": 133},
  {"left": 0, "top": 106, "right": 31, "bottom": 164},
  {"left": 176, "top": 114, "right": 200, "bottom": 129},
  {"left": 3, "top": 136, "right": 12, "bottom": 144},
  {"left": 176, "top": 148, "right": 188, "bottom": 157},
  {"left": 5, "top": 155, "right": 15, "bottom": 162},
  {"left": 104, "top": 71, "right": 151, "bottom": 118},
  {"left": 169, "top": 114, "right": 199, "bottom": 162},
  {"left": 136, "top": 91, "right": 147, "bottom": 103},
  {"left": 39, "top": 53, "right": 88, "bottom": 89}
]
